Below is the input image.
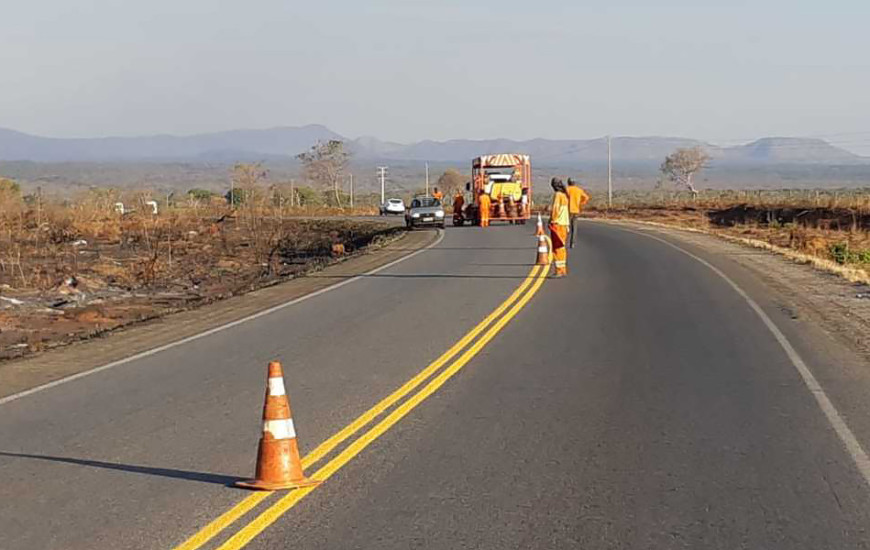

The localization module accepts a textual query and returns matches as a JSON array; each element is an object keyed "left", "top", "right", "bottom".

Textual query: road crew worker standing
[
  {"left": 453, "top": 190, "right": 464, "bottom": 214},
  {"left": 478, "top": 190, "right": 491, "bottom": 227},
  {"left": 549, "top": 177, "right": 570, "bottom": 277},
  {"left": 566, "top": 177, "right": 590, "bottom": 248},
  {"left": 432, "top": 187, "right": 443, "bottom": 201}
]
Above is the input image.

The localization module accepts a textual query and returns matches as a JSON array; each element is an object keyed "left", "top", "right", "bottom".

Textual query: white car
[{"left": 380, "top": 198, "right": 406, "bottom": 215}]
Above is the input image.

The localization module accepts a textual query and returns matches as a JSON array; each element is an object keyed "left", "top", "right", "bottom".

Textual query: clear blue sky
[{"left": 2, "top": 0, "right": 869, "bottom": 153}]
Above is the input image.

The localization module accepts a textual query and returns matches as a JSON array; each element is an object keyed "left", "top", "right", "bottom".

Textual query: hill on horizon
[{"left": 0, "top": 125, "right": 866, "bottom": 167}]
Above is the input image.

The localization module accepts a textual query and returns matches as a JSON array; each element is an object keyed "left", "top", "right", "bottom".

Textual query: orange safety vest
[{"left": 550, "top": 192, "right": 570, "bottom": 226}]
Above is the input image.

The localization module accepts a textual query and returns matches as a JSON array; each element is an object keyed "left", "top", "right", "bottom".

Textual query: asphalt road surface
[{"left": 2, "top": 221, "right": 870, "bottom": 549}]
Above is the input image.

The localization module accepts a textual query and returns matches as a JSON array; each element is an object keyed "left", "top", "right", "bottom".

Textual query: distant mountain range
[{"left": 0, "top": 125, "right": 866, "bottom": 166}]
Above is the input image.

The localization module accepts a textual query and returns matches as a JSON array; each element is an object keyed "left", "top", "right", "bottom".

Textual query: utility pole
[
  {"left": 607, "top": 135, "right": 613, "bottom": 208},
  {"left": 377, "top": 166, "right": 387, "bottom": 205},
  {"left": 349, "top": 173, "right": 354, "bottom": 209},
  {"left": 36, "top": 186, "right": 42, "bottom": 229},
  {"left": 425, "top": 162, "right": 430, "bottom": 196}
]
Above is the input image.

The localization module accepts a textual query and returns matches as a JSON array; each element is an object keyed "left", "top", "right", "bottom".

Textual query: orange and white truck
[{"left": 458, "top": 153, "right": 532, "bottom": 226}]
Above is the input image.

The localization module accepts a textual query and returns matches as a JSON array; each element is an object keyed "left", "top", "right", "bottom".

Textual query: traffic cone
[
  {"left": 535, "top": 213, "right": 545, "bottom": 236},
  {"left": 535, "top": 233, "right": 550, "bottom": 266},
  {"left": 236, "top": 361, "right": 320, "bottom": 491}
]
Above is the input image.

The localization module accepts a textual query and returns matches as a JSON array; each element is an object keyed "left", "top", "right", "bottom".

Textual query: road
[{"left": 2, "top": 221, "right": 870, "bottom": 549}]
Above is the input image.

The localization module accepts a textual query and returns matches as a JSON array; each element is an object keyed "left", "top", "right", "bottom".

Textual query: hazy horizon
[{"left": 2, "top": 1, "right": 869, "bottom": 153}]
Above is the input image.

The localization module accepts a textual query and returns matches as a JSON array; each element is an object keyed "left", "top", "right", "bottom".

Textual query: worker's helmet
[
  {"left": 567, "top": 177, "right": 577, "bottom": 186},
  {"left": 551, "top": 177, "right": 566, "bottom": 193}
]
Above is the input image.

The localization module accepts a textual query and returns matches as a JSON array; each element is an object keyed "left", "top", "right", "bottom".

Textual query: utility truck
[{"left": 459, "top": 153, "right": 532, "bottom": 226}]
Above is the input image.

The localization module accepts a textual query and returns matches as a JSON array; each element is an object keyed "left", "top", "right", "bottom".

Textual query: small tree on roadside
[
  {"left": 660, "top": 147, "right": 710, "bottom": 199},
  {"left": 0, "top": 177, "right": 21, "bottom": 196},
  {"left": 296, "top": 140, "right": 349, "bottom": 208},
  {"left": 230, "top": 163, "right": 267, "bottom": 206},
  {"left": 187, "top": 188, "right": 215, "bottom": 201}
]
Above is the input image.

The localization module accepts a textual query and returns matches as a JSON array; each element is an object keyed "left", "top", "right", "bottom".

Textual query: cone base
[{"left": 235, "top": 477, "right": 321, "bottom": 491}]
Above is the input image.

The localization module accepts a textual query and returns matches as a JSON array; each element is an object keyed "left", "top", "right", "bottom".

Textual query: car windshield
[
  {"left": 412, "top": 197, "right": 440, "bottom": 208},
  {"left": 388, "top": 199, "right": 402, "bottom": 204}
]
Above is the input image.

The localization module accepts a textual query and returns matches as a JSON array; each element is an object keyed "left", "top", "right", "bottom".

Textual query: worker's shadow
[{"left": 0, "top": 451, "right": 240, "bottom": 486}]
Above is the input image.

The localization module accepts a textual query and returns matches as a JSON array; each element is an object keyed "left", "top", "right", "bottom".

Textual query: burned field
[
  {"left": 0, "top": 197, "right": 400, "bottom": 361},
  {"left": 583, "top": 190, "right": 870, "bottom": 276}
]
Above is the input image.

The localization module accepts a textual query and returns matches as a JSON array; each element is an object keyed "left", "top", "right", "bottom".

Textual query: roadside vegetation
[
  {"left": 0, "top": 165, "right": 400, "bottom": 361},
  {"left": 583, "top": 187, "right": 870, "bottom": 281}
]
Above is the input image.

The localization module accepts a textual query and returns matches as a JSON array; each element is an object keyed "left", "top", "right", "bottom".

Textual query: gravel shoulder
[{"left": 0, "top": 228, "right": 439, "bottom": 400}]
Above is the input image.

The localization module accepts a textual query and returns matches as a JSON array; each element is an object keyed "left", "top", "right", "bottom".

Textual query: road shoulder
[
  {"left": 592, "top": 219, "right": 870, "bottom": 362},
  {"left": 0, "top": 229, "right": 439, "bottom": 400}
]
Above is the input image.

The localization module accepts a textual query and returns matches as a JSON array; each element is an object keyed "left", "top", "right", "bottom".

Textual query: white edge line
[
  {"left": 616, "top": 224, "right": 870, "bottom": 488},
  {"left": 0, "top": 229, "right": 445, "bottom": 407}
]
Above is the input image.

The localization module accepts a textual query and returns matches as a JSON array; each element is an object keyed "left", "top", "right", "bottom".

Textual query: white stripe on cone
[
  {"left": 268, "top": 377, "right": 286, "bottom": 396},
  {"left": 263, "top": 418, "right": 296, "bottom": 440}
]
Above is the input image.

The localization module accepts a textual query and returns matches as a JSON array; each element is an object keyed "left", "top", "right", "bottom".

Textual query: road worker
[
  {"left": 432, "top": 187, "right": 443, "bottom": 201},
  {"left": 520, "top": 187, "right": 529, "bottom": 217},
  {"left": 478, "top": 189, "right": 491, "bottom": 227},
  {"left": 453, "top": 190, "right": 464, "bottom": 217},
  {"left": 566, "top": 177, "right": 590, "bottom": 248},
  {"left": 549, "top": 177, "right": 570, "bottom": 277}
]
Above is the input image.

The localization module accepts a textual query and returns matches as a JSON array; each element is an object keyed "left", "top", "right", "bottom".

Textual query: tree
[
  {"left": 296, "top": 140, "right": 349, "bottom": 208},
  {"left": 295, "top": 186, "right": 320, "bottom": 206},
  {"left": 660, "top": 147, "right": 710, "bottom": 198},
  {"left": 187, "top": 188, "right": 216, "bottom": 201},
  {"left": 228, "top": 163, "right": 267, "bottom": 206},
  {"left": 0, "top": 177, "right": 20, "bottom": 198},
  {"left": 436, "top": 169, "right": 466, "bottom": 199}
]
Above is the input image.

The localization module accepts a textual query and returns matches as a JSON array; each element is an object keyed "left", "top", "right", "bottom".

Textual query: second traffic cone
[
  {"left": 535, "top": 213, "right": 545, "bottom": 236},
  {"left": 535, "top": 233, "right": 550, "bottom": 266},
  {"left": 236, "top": 361, "right": 320, "bottom": 491}
]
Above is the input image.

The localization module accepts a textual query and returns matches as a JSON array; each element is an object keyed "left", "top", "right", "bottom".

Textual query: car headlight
[
  {"left": 435, "top": 211, "right": 444, "bottom": 217},
  {"left": 412, "top": 213, "right": 420, "bottom": 218}
]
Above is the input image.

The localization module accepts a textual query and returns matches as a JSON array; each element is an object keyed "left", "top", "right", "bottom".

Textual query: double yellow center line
[{"left": 174, "top": 263, "right": 549, "bottom": 550}]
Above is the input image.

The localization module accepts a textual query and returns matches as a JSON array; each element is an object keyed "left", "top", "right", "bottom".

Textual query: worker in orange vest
[
  {"left": 432, "top": 187, "right": 443, "bottom": 201},
  {"left": 452, "top": 190, "right": 464, "bottom": 217},
  {"left": 549, "top": 177, "right": 570, "bottom": 277},
  {"left": 478, "top": 190, "right": 491, "bottom": 227},
  {"left": 566, "top": 177, "right": 590, "bottom": 248}
]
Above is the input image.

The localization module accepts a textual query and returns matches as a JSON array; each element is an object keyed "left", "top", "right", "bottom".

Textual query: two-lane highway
[{"left": 2, "top": 221, "right": 870, "bottom": 549}]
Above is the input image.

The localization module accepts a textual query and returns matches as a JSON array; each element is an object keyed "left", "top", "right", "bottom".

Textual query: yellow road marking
[
  {"left": 213, "top": 266, "right": 549, "bottom": 550},
  {"left": 172, "top": 492, "right": 271, "bottom": 550},
  {"left": 172, "top": 265, "right": 541, "bottom": 550}
]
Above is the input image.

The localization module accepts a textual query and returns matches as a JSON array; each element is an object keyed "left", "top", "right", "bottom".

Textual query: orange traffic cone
[
  {"left": 535, "top": 233, "right": 550, "bottom": 266},
  {"left": 535, "top": 213, "right": 545, "bottom": 236},
  {"left": 236, "top": 361, "right": 320, "bottom": 490}
]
